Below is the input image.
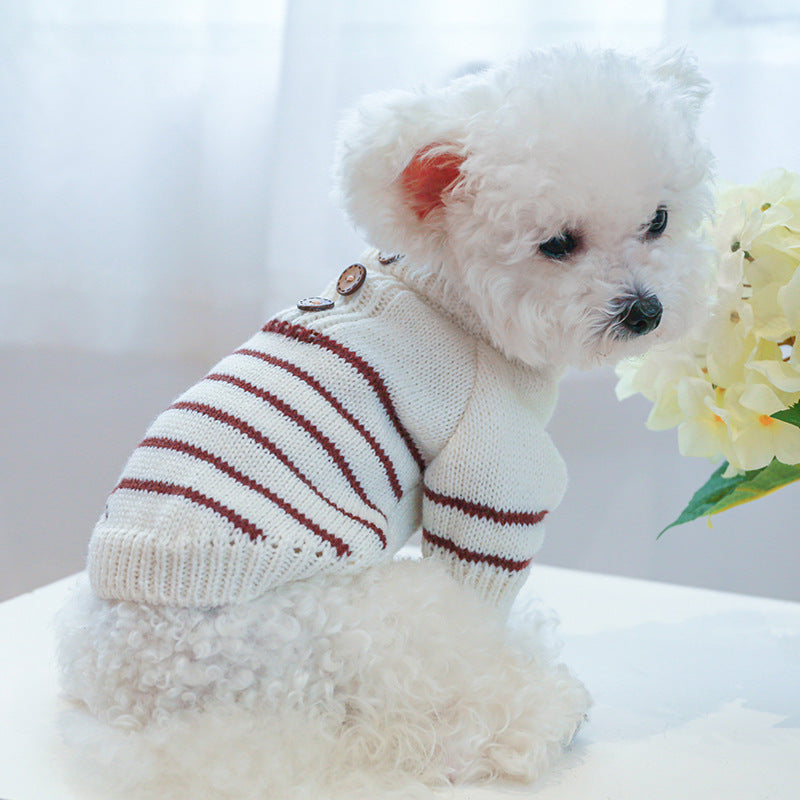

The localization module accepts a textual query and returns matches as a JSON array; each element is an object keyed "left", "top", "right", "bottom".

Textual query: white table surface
[{"left": 2, "top": 566, "right": 799, "bottom": 800}]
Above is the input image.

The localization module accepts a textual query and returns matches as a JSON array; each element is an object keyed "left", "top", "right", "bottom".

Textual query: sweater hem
[{"left": 88, "top": 525, "right": 360, "bottom": 607}]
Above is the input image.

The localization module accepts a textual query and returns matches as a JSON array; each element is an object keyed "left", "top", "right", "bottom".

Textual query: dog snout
[{"left": 618, "top": 293, "right": 663, "bottom": 336}]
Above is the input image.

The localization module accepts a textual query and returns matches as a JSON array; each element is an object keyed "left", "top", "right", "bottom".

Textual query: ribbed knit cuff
[{"left": 420, "top": 539, "right": 531, "bottom": 615}]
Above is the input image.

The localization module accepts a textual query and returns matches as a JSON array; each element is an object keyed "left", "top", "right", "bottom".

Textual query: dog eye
[
  {"left": 645, "top": 206, "right": 668, "bottom": 239},
  {"left": 538, "top": 231, "right": 579, "bottom": 260}
]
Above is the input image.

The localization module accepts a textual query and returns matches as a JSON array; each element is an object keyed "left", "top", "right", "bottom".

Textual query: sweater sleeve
[{"left": 420, "top": 347, "right": 567, "bottom": 612}]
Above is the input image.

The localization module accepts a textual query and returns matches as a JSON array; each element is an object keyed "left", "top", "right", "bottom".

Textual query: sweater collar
[{"left": 364, "top": 250, "right": 498, "bottom": 352}]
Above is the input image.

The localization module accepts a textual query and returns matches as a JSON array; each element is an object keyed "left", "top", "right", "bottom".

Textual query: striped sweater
[{"left": 89, "top": 252, "right": 567, "bottom": 610}]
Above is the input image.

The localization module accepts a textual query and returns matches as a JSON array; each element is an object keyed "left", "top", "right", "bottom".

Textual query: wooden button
[
  {"left": 297, "top": 296, "right": 334, "bottom": 312},
  {"left": 337, "top": 263, "right": 367, "bottom": 296}
]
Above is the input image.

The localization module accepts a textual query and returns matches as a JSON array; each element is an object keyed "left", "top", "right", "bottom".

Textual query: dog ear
[
  {"left": 648, "top": 49, "right": 711, "bottom": 121},
  {"left": 399, "top": 144, "right": 465, "bottom": 222},
  {"left": 333, "top": 87, "right": 468, "bottom": 264}
]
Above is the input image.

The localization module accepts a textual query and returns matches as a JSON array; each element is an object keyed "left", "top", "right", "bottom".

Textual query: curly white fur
[
  {"left": 58, "top": 557, "right": 589, "bottom": 798},
  {"left": 335, "top": 47, "right": 715, "bottom": 369}
]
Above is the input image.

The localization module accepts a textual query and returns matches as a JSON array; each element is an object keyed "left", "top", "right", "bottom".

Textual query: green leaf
[
  {"left": 660, "top": 400, "right": 800, "bottom": 536},
  {"left": 772, "top": 399, "right": 800, "bottom": 429},
  {"left": 659, "top": 458, "right": 800, "bottom": 536}
]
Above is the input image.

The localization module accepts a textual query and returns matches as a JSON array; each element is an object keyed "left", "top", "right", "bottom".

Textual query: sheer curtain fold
[
  {"left": 2, "top": 1, "right": 799, "bottom": 359},
  {"left": 0, "top": 2, "right": 286, "bottom": 358}
]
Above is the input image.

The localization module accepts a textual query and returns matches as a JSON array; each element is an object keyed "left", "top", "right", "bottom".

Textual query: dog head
[{"left": 335, "top": 47, "right": 715, "bottom": 369}]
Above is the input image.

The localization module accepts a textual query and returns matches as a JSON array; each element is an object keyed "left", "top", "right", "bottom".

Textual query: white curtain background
[
  {"left": 2, "top": 0, "right": 800, "bottom": 600},
  {"left": 0, "top": 0, "right": 286, "bottom": 358}
]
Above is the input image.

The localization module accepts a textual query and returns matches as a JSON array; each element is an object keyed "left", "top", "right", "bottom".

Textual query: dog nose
[{"left": 618, "top": 294, "right": 662, "bottom": 336}]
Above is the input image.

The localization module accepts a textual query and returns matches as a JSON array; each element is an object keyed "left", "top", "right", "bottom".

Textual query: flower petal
[
  {"left": 738, "top": 382, "right": 785, "bottom": 415},
  {"left": 751, "top": 282, "right": 794, "bottom": 341},
  {"left": 731, "top": 424, "right": 777, "bottom": 471},
  {"left": 747, "top": 359, "right": 800, "bottom": 393},
  {"left": 778, "top": 267, "right": 800, "bottom": 329},
  {"left": 774, "top": 420, "right": 800, "bottom": 466}
]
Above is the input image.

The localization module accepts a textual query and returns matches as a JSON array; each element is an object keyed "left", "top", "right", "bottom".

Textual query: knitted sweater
[{"left": 89, "top": 252, "right": 567, "bottom": 610}]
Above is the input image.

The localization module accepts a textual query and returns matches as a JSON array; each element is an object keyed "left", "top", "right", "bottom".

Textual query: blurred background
[{"left": 2, "top": 0, "right": 799, "bottom": 603}]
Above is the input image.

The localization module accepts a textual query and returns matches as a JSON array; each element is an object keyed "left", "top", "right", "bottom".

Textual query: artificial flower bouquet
[{"left": 617, "top": 169, "right": 800, "bottom": 533}]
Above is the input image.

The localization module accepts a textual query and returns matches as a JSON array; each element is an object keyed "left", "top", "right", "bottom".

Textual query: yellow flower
[
  {"left": 616, "top": 350, "right": 702, "bottom": 430},
  {"left": 705, "top": 296, "right": 754, "bottom": 388},
  {"left": 731, "top": 412, "right": 800, "bottom": 472},
  {"left": 617, "top": 168, "right": 800, "bottom": 472},
  {"left": 675, "top": 378, "right": 733, "bottom": 462}
]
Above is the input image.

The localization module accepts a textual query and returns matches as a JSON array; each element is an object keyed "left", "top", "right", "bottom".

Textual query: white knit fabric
[{"left": 89, "top": 251, "right": 567, "bottom": 609}]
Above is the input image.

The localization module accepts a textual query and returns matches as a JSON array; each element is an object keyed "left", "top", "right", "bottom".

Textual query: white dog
[{"left": 57, "top": 47, "right": 714, "bottom": 799}]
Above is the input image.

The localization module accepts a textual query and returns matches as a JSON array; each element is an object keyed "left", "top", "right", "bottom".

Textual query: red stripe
[
  {"left": 424, "top": 488, "right": 547, "bottom": 526},
  {"left": 115, "top": 477, "right": 265, "bottom": 544},
  {"left": 134, "top": 437, "right": 352, "bottom": 556},
  {"left": 262, "top": 320, "right": 426, "bottom": 473},
  {"left": 170, "top": 400, "right": 386, "bottom": 545},
  {"left": 235, "top": 347, "right": 403, "bottom": 500},
  {"left": 422, "top": 529, "right": 532, "bottom": 573},
  {"left": 203, "top": 372, "right": 383, "bottom": 522}
]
